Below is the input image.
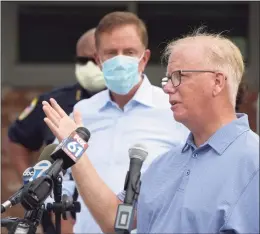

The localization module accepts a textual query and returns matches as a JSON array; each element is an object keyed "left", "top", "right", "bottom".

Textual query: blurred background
[{"left": 1, "top": 1, "right": 259, "bottom": 233}]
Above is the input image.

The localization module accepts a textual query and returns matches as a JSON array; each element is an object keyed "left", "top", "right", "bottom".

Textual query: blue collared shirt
[
  {"left": 62, "top": 76, "right": 190, "bottom": 233},
  {"left": 136, "top": 114, "right": 259, "bottom": 233}
]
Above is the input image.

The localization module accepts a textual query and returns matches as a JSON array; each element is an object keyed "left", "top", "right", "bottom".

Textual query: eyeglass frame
[{"left": 164, "top": 70, "right": 227, "bottom": 88}]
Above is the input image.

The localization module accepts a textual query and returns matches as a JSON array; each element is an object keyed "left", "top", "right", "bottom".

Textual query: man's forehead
[
  {"left": 98, "top": 25, "right": 144, "bottom": 50},
  {"left": 166, "top": 49, "right": 187, "bottom": 73},
  {"left": 166, "top": 44, "right": 205, "bottom": 72}
]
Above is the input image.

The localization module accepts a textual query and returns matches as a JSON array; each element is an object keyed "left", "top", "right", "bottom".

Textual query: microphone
[
  {"left": 23, "top": 161, "right": 52, "bottom": 185},
  {"left": 1, "top": 217, "right": 19, "bottom": 229},
  {"left": 20, "top": 127, "right": 91, "bottom": 210},
  {"left": 1, "top": 145, "right": 58, "bottom": 214},
  {"left": 124, "top": 144, "right": 148, "bottom": 205},
  {"left": 49, "top": 127, "right": 91, "bottom": 171},
  {"left": 114, "top": 144, "right": 148, "bottom": 233}
]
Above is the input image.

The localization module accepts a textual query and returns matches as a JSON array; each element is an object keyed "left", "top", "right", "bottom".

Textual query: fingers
[
  {"left": 42, "top": 103, "right": 61, "bottom": 127},
  {"left": 73, "top": 110, "right": 83, "bottom": 127},
  {"left": 50, "top": 98, "right": 67, "bottom": 118},
  {"left": 42, "top": 99, "right": 84, "bottom": 142},
  {"left": 43, "top": 117, "right": 62, "bottom": 141}
]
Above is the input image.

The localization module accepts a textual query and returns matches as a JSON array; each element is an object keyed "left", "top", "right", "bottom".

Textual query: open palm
[{"left": 42, "top": 98, "right": 83, "bottom": 142}]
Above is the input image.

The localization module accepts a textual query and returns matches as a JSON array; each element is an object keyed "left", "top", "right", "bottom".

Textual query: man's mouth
[{"left": 170, "top": 101, "right": 180, "bottom": 106}]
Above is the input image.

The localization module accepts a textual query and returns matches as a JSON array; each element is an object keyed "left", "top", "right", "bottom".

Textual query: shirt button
[
  {"left": 186, "top": 170, "right": 190, "bottom": 176},
  {"left": 193, "top": 153, "right": 198, "bottom": 158}
]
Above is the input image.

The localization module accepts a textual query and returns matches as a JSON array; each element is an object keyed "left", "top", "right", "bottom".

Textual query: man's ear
[
  {"left": 139, "top": 49, "right": 151, "bottom": 72},
  {"left": 94, "top": 53, "right": 102, "bottom": 69},
  {"left": 212, "top": 72, "right": 226, "bottom": 97}
]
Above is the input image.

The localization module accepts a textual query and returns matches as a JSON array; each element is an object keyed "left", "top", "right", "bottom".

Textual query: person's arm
[
  {"left": 72, "top": 154, "right": 122, "bottom": 233},
  {"left": 42, "top": 98, "right": 127, "bottom": 233},
  {"left": 6, "top": 139, "right": 33, "bottom": 176}
]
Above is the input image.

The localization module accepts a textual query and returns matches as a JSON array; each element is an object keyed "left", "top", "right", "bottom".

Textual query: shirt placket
[
  {"left": 108, "top": 106, "right": 124, "bottom": 174},
  {"left": 178, "top": 150, "right": 198, "bottom": 191}
]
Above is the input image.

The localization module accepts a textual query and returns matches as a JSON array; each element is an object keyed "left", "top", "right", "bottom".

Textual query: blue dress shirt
[{"left": 135, "top": 113, "right": 259, "bottom": 233}]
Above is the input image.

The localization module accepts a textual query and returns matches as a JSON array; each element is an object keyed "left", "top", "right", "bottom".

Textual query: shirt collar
[
  {"left": 131, "top": 74, "right": 155, "bottom": 108},
  {"left": 182, "top": 113, "right": 251, "bottom": 155},
  {"left": 98, "top": 74, "right": 155, "bottom": 111}
]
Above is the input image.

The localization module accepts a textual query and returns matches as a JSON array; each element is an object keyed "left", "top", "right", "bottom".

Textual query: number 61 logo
[
  {"left": 63, "top": 133, "right": 88, "bottom": 161},
  {"left": 66, "top": 141, "right": 84, "bottom": 158}
]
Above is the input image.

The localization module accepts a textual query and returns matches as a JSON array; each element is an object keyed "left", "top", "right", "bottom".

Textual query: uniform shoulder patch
[
  {"left": 76, "top": 89, "right": 82, "bottom": 101},
  {"left": 18, "top": 97, "right": 38, "bottom": 120}
]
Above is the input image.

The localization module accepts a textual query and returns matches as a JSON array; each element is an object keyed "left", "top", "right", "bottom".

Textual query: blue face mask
[{"left": 101, "top": 54, "right": 144, "bottom": 95}]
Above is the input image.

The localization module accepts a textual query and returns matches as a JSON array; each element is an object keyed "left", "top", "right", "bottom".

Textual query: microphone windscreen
[
  {"left": 128, "top": 144, "right": 148, "bottom": 162},
  {"left": 38, "top": 144, "right": 58, "bottom": 162}
]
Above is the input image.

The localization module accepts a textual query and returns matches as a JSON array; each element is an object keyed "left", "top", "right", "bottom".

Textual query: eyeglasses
[
  {"left": 75, "top": 56, "right": 97, "bottom": 65},
  {"left": 163, "top": 70, "right": 224, "bottom": 88}
]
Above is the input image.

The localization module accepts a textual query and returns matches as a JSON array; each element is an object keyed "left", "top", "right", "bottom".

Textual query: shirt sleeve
[
  {"left": 221, "top": 170, "right": 259, "bottom": 234},
  {"left": 117, "top": 190, "right": 126, "bottom": 202},
  {"left": 8, "top": 95, "right": 46, "bottom": 151}
]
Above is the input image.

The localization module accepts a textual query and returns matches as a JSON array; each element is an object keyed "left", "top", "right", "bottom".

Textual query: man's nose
[{"left": 162, "top": 78, "right": 175, "bottom": 94}]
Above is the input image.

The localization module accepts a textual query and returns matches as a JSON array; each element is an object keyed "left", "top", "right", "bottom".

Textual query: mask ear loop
[
  {"left": 138, "top": 52, "right": 145, "bottom": 62},
  {"left": 138, "top": 52, "right": 146, "bottom": 76}
]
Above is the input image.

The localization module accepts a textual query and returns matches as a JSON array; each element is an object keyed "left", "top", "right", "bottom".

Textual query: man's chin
[{"left": 172, "top": 111, "right": 185, "bottom": 123}]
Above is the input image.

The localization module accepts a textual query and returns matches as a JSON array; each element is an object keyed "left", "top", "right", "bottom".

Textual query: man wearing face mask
[
  {"left": 44, "top": 11, "right": 189, "bottom": 233},
  {"left": 6, "top": 28, "right": 106, "bottom": 234}
]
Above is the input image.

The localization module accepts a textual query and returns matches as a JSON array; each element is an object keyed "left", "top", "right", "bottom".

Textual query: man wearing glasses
[
  {"left": 43, "top": 29, "right": 259, "bottom": 233},
  {"left": 6, "top": 28, "right": 106, "bottom": 234},
  {"left": 161, "top": 72, "right": 247, "bottom": 112}
]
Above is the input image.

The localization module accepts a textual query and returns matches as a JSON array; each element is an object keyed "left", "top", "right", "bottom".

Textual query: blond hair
[{"left": 163, "top": 27, "right": 245, "bottom": 107}]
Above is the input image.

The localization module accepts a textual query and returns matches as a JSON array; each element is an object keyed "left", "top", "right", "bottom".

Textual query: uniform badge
[
  {"left": 18, "top": 97, "right": 38, "bottom": 120},
  {"left": 76, "top": 89, "right": 82, "bottom": 101}
]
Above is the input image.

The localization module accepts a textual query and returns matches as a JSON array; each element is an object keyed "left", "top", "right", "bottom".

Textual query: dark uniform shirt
[
  {"left": 8, "top": 83, "right": 101, "bottom": 233},
  {"left": 8, "top": 83, "right": 93, "bottom": 150}
]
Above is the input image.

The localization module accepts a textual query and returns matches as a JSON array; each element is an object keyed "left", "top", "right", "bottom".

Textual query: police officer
[{"left": 6, "top": 28, "right": 106, "bottom": 234}]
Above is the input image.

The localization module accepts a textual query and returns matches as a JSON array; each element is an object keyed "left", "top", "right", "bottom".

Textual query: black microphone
[
  {"left": 1, "top": 144, "right": 58, "bottom": 214},
  {"left": 114, "top": 144, "right": 148, "bottom": 233},
  {"left": 20, "top": 127, "right": 91, "bottom": 210},
  {"left": 124, "top": 144, "right": 148, "bottom": 205},
  {"left": 49, "top": 127, "right": 91, "bottom": 171},
  {"left": 1, "top": 217, "right": 19, "bottom": 229}
]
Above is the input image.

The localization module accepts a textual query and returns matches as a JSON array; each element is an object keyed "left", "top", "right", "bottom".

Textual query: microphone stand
[
  {"left": 48, "top": 175, "right": 81, "bottom": 234},
  {"left": 53, "top": 175, "right": 62, "bottom": 234},
  {"left": 6, "top": 204, "right": 45, "bottom": 234},
  {"left": 46, "top": 193, "right": 81, "bottom": 226}
]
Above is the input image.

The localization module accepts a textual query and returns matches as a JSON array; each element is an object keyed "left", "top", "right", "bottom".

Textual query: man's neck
[
  {"left": 189, "top": 107, "right": 237, "bottom": 147},
  {"left": 110, "top": 77, "right": 144, "bottom": 110}
]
